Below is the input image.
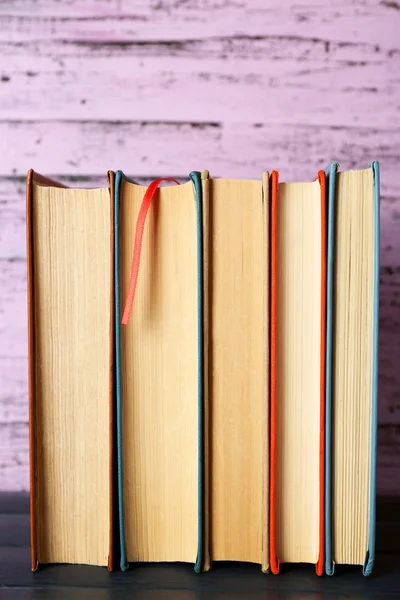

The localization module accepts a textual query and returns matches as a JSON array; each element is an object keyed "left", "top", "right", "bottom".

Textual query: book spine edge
[
  {"left": 269, "top": 171, "right": 280, "bottom": 575},
  {"left": 200, "top": 170, "right": 212, "bottom": 572},
  {"left": 190, "top": 171, "right": 206, "bottom": 574},
  {"left": 115, "top": 171, "right": 129, "bottom": 572},
  {"left": 27, "top": 169, "right": 39, "bottom": 572},
  {"left": 316, "top": 170, "right": 327, "bottom": 577},
  {"left": 325, "top": 161, "right": 338, "bottom": 576},
  {"left": 262, "top": 171, "right": 270, "bottom": 574},
  {"left": 107, "top": 171, "right": 116, "bottom": 571},
  {"left": 363, "top": 160, "right": 380, "bottom": 577}
]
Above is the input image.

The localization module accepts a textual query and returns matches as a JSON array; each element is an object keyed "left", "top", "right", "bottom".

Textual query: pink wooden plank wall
[{"left": 0, "top": 0, "right": 399, "bottom": 492}]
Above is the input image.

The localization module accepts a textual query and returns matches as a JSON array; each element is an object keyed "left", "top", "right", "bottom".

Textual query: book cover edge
[
  {"left": 262, "top": 171, "right": 270, "bottom": 574},
  {"left": 189, "top": 171, "right": 206, "bottom": 574},
  {"left": 107, "top": 171, "right": 116, "bottom": 572},
  {"left": 269, "top": 170, "right": 280, "bottom": 575},
  {"left": 324, "top": 161, "right": 339, "bottom": 577},
  {"left": 114, "top": 170, "right": 129, "bottom": 572},
  {"left": 26, "top": 169, "right": 38, "bottom": 572},
  {"left": 363, "top": 160, "right": 380, "bottom": 577},
  {"left": 200, "top": 170, "right": 212, "bottom": 573},
  {"left": 316, "top": 170, "right": 327, "bottom": 577},
  {"left": 26, "top": 171, "right": 68, "bottom": 572}
]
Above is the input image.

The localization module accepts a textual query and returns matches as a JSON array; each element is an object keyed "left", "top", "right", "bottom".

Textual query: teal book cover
[{"left": 325, "top": 162, "right": 379, "bottom": 576}]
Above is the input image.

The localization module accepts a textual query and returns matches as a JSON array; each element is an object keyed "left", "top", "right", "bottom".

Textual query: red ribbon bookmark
[{"left": 121, "top": 177, "right": 180, "bottom": 325}]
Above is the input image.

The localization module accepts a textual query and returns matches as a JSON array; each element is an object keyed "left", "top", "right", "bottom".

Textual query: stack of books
[{"left": 26, "top": 162, "right": 379, "bottom": 576}]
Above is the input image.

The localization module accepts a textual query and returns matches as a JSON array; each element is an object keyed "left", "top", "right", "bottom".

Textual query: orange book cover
[{"left": 269, "top": 170, "right": 326, "bottom": 576}]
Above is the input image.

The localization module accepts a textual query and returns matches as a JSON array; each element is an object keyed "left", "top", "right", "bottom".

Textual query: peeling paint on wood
[
  {"left": 0, "top": 1, "right": 399, "bottom": 52},
  {"left": 0, "top": 43, "right": 399, "bottom": 126},
  {"left": 0, "top": 123, "right": 399, "bottom": 195}
]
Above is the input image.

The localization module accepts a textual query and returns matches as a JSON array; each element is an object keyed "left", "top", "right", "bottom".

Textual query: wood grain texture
[
  {"left": 1, "top": 494, "right": 400, "bottom": 599},
  {"left": 0, "top": 0, "right": 399, "bottom": 49},
  {"left": 1, "top": 124, "right": 400, "bottom": 193},
  {"left": 1, "top": 491, "right": 400, "bottom": 600},
  {"left": 0, "top": 44, "right": 398, "bottom": 126},
  {"left": 0, "top": 1, "right": 399, "bottom": 127},
  {"left": 0, "top": 0, "right": 399, "bottom": 491}
]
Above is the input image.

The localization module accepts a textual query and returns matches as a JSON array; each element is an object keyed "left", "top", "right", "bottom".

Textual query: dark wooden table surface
[{"left": 1, "top": 493, "right": 400, "bottom": 599}]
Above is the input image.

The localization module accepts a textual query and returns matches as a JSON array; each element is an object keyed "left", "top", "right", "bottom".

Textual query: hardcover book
[
  {"left": 201, "top": 172, "right": 270, "bottom": 572},
  {"left": 113, "top": 171, "right": 205, "bottom": 572},
  {"left": 325, "top": 162, "right": 380, "bottom": 576},
  {"left": 26, "top": 170, "right": 114, "bottom": 569},
  {"left": 269, "top": 171, "right": 326, "bottom": 575}
]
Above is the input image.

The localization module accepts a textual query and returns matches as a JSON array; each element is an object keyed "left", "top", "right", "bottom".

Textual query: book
[
  {"left": 269, "top": 171, "right": 326, "bottom": 575},
  {"left": 26, "top": 163, "right": 379, "bottom": 575},
  {"left": 325, "top": 162, "right": 380, "bottom": 576},
  {"left": 26, "top": 170, "right": 114, "bottom": 569},
  {"left": 114, "top": 171, "right": 205, "bottom": 572},
  {"left": 201, "top": 173, "right": 270, "bottom": 572}
]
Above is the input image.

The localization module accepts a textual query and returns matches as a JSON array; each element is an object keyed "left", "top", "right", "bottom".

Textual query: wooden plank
[
  {"left": 0, "top": 492, "right": 29, "bottom": 514},
  {"left": 0, "top": 41, "right": 398, "bottom": 126},
  {"left": 0, "top": 0, "right": 399, "bottom": 51},
  {"left": 378, "top": 426, "right": 400, "bottom": 496},
  {"left": 0, "top": 357, "right": 27, "bottom": 423},
  {"left": 0, "top": 591, "right": 135, "bottom": 599},
  {"left": 0, "top": 261, "right": 27, "bottom": 358},
  {"left": 0, "top": 123, "right": 399, "bottom": 195},
  {"left": 0, "top": 514, "right": 30, "bottom": 546},
  {"left": 380, "top": 267, "right": 400, "bottom": 425},
  {"left": 1, "top": 545, "right": 400, "bottom": 591},
  {"left": 0, "top": 423, "right": 29, "bottom": 491}
]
